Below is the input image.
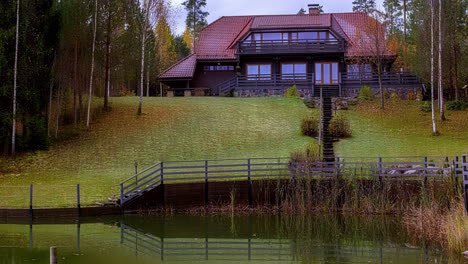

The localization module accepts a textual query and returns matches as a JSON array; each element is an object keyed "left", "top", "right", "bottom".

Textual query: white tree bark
[
  {"left": 11, "top": 0, "right": 20, "bottom": 156},
  {"left": 431, "top": 0, "right": 438, "bottom": 135},
  {"left": 86, "top": 0, "right": 98, "bottom": 127},
  {"left": 138, "top": 0, "right": 150, "bottom": 114},
  {"left": 438, "top": 0, "right": 445, "bottom": 121},
  {"left": 146, "top": 58, "right": 150, "bottom": 97}
]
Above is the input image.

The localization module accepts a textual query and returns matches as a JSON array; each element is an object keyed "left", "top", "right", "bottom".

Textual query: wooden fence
[
  {"left": 121, "top": 223, "right": 447, "bottom": 263},
  {"left": 120, "top": 155, "right": 467, "bottom": 208}
]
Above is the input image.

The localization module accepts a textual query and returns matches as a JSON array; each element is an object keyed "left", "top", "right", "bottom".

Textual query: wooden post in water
[{"left": 50, "top": 247, "right": 57, "bottom": 264}]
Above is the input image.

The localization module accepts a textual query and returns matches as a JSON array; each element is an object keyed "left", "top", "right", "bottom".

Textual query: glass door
[{"left": 315, "top": 62, "right": 339, "bottom": 85}]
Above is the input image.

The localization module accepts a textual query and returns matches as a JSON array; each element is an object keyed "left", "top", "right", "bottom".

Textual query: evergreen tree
[
  {"left": 297, "top": 8, "right": 306, "bottom": 14},
  {"left": 174, "top": 35, "right": 191, "bottom": 60},
  {"left": 383, "top": 0, "right": 403, "bottom": 36},
  {"left": 352, "top": 0, "right": 376, "bottom": 14},
  {"left": 182, "top": 0, "right": 209, "bottom": 48}
]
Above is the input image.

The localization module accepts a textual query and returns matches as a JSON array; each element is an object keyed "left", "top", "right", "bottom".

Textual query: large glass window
[
  {"left": 282, "top": 63, "right": 307, "bottom": 80},
  {"left": 347, "top": 64, "right": 372, "bottom": 80},
  {"left": 315, "top": 62, "right": 339, "bottom": 84},
  {"left": 247, "top": 64, "right": 272, "bottom": 80}
]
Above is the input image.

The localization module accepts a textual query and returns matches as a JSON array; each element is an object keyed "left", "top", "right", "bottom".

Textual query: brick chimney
[{"left": 308, "top": 4, "right": 320, "bottom": 15}]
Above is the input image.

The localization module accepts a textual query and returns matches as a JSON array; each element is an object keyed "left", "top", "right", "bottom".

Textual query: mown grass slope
[
  {"left": 335, "top": 101, "right": 468, "bottom": 157},
  {"left": 0, "top": 97, "right": 314, "bottom": 207}
]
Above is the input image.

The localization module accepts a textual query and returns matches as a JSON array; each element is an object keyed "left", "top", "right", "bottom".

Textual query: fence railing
[
  {"left": 238, "top": 39, "right": 345, "bottom": 54},
  {"left": 0, "top": 184, "right": 119, "bottom": 210},
  {"left": 215, "top": 72, "right": 422, "bottom": 96},
  {"left": 120, "top": 155, "right": 467, "bottom": 206},
  {"left": 121, "top": 223, "right": 447, "bottom": 263}
]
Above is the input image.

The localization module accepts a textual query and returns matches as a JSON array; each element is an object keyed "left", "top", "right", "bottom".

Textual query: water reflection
[{"left": 0, "top": 215, "right": 456, "bottom": 263}]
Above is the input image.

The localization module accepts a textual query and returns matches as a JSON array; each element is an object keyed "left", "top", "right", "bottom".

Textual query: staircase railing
[
  {"left": 119, "top": 156, "right": 465, "bottom": 207},
  {"left": 120, "top": 162, "right": 163, "bottom": 205}
]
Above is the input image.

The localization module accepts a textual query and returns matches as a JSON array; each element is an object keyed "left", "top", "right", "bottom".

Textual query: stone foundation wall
[
  {"left": 234, "top": 86, "right": 422, "bottom": 100},
  {"left": 341, "top": 86, "right": 422, "bottom": 100},
  {"left": 234, "top": 88, "right": 314, "bottom": 98}
]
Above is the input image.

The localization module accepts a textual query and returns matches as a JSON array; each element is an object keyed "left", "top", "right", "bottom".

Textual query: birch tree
[
  {"left": 431, "top": 0, "right": 438, "bottom": 135},
  {"left": 437, "top": 0, "right": 445, "bottom": 121},
  {"left": 86, "top": 0, "right": 98, "bottom": 127},
  {"left": 11, "top": 0, "right": 20, "bottom": 156},
  {"left": 137, "top": 0, "right": 151, "bottom": 115}
]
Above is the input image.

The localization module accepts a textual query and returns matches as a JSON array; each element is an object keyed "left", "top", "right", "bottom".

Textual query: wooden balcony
[
  {"left": 217, "top": 72, "right": 422, "bottom": 96},
  {"left": 238, "top": 39, "right": 345, "bottom": 54}
]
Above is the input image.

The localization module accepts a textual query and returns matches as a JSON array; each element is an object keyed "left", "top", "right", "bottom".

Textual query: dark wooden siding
[{"left": 191, "top": 62, "right": 237, "bottom": 94}]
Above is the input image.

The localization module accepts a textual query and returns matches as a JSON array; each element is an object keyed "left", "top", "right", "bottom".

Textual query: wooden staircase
[{"left": 322, "top": 96, "right": 335, "bottom": 162}]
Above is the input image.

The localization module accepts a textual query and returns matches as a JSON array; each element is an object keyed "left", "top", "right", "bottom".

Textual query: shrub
[
  {"left": 358, "top": 86, "right": 373, "bottom": 100},
  {"left": 416, "top": 91, "right": 423, "bottom": 101},
  {"left": 407, "top": 90, "right": 416, "bottom": 100},
  {"left": 303, "top": 99, "right": 315, "bottom": 109},
  {"left": 285, "top": 85, "right": 299, "bottom": 97},
  {"left": 390, "top": 92, "right": 399, "bottom": 101},
  {"left": 420, "top": 101, "right": 432, "bottom": 112},
  {"left": 329, "top": 115, "right": 352, "bottom": 138},
  {"left": 446, "top": 100, "right": 468, "bottom": 111},
  {"left": 301, "top": 117, "right": 319, "bottom": 137}
]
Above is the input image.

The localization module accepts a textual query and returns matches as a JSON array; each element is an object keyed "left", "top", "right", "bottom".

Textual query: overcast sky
[{"left": 170, "top": 0, "right": 385, "bottom": 35}]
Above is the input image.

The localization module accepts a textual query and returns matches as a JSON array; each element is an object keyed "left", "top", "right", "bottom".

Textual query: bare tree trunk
[
  {"left": 86, "top": 0, "right": 98, "bottom": 127},
  {"left": 104, "top": 2, "right": 111, "bottom": 111},
  {"left": 55, "top": 81, "right": 62, "bottom": 139},
  {"left": 138, "top": 0, "right": 150, "bottom": 115},
  {"left": 11, "top": 0, "right": 20, "bottom": 156},
  {"left": 146, "top": 57, "right": 150, "bottom": 97},
  {"left": 403, "top": 0, "right": 407, "bottom": 40},
  {"left": 48, "top": 79, "right": 53, "bottom": 137},
  {"left": 431, "top": 0, "right": 438, "bottom": 135},
  {"left": 73, "top": 26, "right": 78, "bottom": 126},
  {"left": 438, "top": 0, "right": 445, "bottom": 121},
  {"left": 378, "top": 65, "right": 384, "bottom": 109}
]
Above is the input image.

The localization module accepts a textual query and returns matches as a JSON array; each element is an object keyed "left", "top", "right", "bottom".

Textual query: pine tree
[
  {"left": 182, "top": 0, "right": 209, "bottom": 48},
  {"left": 352, "top": 0, "right": 376, "bottom": 14},
  {"left": 297, "top": 8, "right": 306, "bottom": 14}
]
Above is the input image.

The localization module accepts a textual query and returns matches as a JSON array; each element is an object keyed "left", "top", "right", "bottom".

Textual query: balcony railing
[
  {"left": 238, "top": 39, "right": 345, "bottom": 54},
  {"left": 217, "top": 72, "right": 422, "bottom": 96}
]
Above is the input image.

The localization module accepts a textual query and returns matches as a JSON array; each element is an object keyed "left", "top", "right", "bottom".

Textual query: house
[{"left": 159, "top": 4, "right": 422, "bottom": 98}]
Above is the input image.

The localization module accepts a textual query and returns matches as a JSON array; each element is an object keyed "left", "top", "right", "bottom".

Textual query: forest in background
[{"left": 0, "top": 0, "right": 466, "bottom": 155}]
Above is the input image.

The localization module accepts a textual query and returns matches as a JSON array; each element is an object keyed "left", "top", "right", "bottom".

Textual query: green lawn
[
  {"left": 0, "top": 97, "right": 467, "bottom": 208},
  {"left": 335, "top": 101, "right": 468, "bottom": 157},
  {"left": 0, "top": 97, "right": 314, "bottom": 207}
]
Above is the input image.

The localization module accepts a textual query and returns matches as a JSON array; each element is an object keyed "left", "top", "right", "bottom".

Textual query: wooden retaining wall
[{"left": 123, "top": 178, "right": 456, "bottom": 211}]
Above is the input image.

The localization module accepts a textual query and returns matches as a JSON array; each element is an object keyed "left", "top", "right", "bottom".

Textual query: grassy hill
[
  {"left": 0, "top": 97, "right": 466, "bottom": 208},
  {"left": 0, "top": 97, "right": 314, "bottom": 207}
]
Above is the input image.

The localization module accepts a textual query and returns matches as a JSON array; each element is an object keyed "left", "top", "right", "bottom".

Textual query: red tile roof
[
  {"left": 160, "top": 54, "right": 197, "bottom": 79},
  {"left": 196, "top": 16, "right": 253, "bottom": 60},
  {"left": 161, "top": 12, "right": 394, "bottom": 79},
  {"left": 250, "top": 14, "right": 331, "bottom": 29}
]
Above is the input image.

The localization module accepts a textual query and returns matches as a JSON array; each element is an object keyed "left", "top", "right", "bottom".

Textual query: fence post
[
  {"left": 205, "top": 160, "right": 209, "bottom": 208},
  {"left": 161, "top": 162, "right": 165, "bottom": 208},
  {"left": 378, "top": 157, "right": 383, "bottom": 186},
  {"left": 247, "top": 159, "right": 252, "bottom": 208},
  {"left": 29, "top": 184, "right": 33, "bottom": 218},
  {"left": 120, "top": 183, "right": 124, "bottom": 207},
  {"left": 462, "top": 155, "right": 468, "bottom": 215},
  {"left": 76, "top": 184, "right": 81, "bottom": 216},
  {"left": 423, "top": 156, "right": 428, "bottom": 186}
]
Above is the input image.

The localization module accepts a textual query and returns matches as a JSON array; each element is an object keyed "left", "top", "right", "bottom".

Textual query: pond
[{"left": 0, "top": 214, "right": 460, "bottom": 263}]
